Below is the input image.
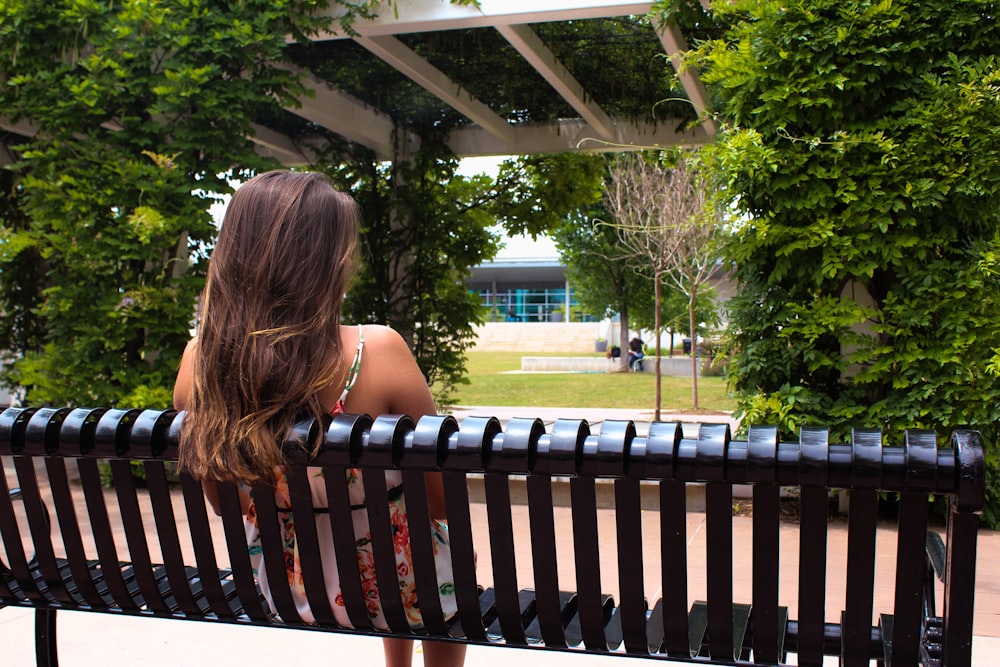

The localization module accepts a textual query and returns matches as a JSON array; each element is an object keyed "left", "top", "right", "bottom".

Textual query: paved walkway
[{"left": 3, "top": 405, "right": 998, "bottom": 665}]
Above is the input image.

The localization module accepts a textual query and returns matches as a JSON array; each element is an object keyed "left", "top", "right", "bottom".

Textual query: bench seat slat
[
  {"left": 523, "top": 590, "right": 577, "bottom": 643},
  {"left": 484, "top": 587, "right": 530, "bottom": 640}
]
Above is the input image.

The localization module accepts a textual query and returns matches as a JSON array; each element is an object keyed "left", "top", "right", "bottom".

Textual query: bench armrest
[{"left": 925, "top": 530, "right": 946, "bottom": 583}]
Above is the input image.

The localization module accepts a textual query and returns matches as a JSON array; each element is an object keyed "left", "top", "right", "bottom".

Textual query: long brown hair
[{"left": 178, "top": 170, "right": 359, "bottom": 484}]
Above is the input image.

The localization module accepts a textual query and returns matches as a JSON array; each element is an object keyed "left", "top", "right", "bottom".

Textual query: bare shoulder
[
  {"left": 359, "top": 324, "right": 412, "bottom": 355},
  {"left": 347, "top": 324, "right": 434, "bottom": 416}
]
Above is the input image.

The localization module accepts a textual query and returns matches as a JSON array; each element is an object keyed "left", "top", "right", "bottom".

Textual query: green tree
[
  {"left": 0, "top": 0, "right": 343, "bottom": 405},
  {"left": 325, "top": 145, "right": 500, "bottom": 407},
  {"left": 678, "top": 0, "right": 1000, "bottom": 523},
  {"left": 0, "top": 0, "right": 474, "bottom": 407},
  {"left": 554, "top": 205, "right": 650, "bottom": 372}
]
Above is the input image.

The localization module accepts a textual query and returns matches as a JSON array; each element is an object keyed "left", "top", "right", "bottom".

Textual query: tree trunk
[
  {"left": 387, "top": 131, "right": 418, "bottom": 348},
  {"left": 688, "top": 288, "right": 699, "bottom": 409},
  {"left": 618, "top": 302, "right": 630, "bottom": 373},
  {"left": 654, "top": 274, "right": 662, "bottom": 421}
]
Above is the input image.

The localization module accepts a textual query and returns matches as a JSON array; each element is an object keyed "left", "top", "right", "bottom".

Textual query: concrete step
[
  {"left": 472, "top": 322, "right": 606, "bottom": 353},
  {"left": 520, "top": 355, "right": 701, "bottom": 376}
]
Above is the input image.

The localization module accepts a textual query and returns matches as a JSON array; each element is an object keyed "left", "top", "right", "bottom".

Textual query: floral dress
[{"left": 244, "top": 326, "right": 458, "bottom": 629}]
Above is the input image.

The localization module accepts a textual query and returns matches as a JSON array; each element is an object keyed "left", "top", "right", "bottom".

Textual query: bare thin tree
[{"left": 604, "top": 152, "right": 719, "bottom": 417}]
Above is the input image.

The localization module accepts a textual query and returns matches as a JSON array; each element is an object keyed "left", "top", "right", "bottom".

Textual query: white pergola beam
[
  {"left": 652, "top": 18, "right": 716, "bottom": 135},
  {"left": 283, "top": 66, "right": 399, "bottom": 158},
  {"left": 445, "top": 117, "right": 712, "bottom": 158},
  {"left": 495, "top": 24, "right": 616, "bottom": 142},
  {"left": 313, "top": 1, "right": 655, "bottom": 39},
  {"left": 0, "top": 117, "right": 38, "bottom": 137},
  {"left": 248, "top": 123, "right": 323, "bottom": 165},
  {"left": 355, "top": 35, "right": 516, "bottom": 146}
]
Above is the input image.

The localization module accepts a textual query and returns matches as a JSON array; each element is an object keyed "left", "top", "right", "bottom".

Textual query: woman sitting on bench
[{"left": 173, "top": 170, "right": 466, "bottom": 667}]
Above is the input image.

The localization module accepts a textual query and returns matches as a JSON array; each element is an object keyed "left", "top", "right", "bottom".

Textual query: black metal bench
[{"left": 0, "top": 406, "right": 984, "bottom": 666}]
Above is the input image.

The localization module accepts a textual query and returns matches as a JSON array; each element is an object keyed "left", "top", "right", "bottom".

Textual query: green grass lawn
[{"left": 444, "top": 351, "right": 737, "bottom": 414}]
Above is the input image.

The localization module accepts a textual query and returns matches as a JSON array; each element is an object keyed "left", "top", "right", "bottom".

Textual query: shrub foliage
[{"left": 672, "top": 0, "right": 1000, "bottom": 524}]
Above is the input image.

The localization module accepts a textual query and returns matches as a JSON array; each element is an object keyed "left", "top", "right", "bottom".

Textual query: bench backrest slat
[
  {"left": 363, "top": 466, "right": 413, "bottom": 633},
  {"left": 657, "top": 479, "right": 690, "bottom": 658},
  {"left": 945, "top": 508, "right": 979, "bottom": 667},
  {"left": 284, "top": 467, "right": 339, "bottom": 627},
  {"left": 77, "top": 457, "right": 139, "bottom": 610},
  {"left": 111, "top": 458, "right": 172, "bottom": 613},
  {"left": 252, "top": 479, "right": 306, "bottom": 625},
  {"left": 484, "top": 472, "right": 526, "bottom": 643},
  {"left": 751, "top": 483, "right": 782, "bottom": 663},
  {"left": 177, "top": 474, "right": 235, "bottom": 619},
  {"left": 569, "top": 477, "right": 605, "bottom": 651},
  {"left": 144, "top": 460, "right": 201, "bottom": 615},
  {"left": 844, "top": 487, "right": 880, "bottom": 663},
  {"left": 44, "top": 458, "right": 104, "bottom": 607},
  {"left": 13, "top": 456, "right": 71, "bottom": 605},
  {"left": 613, "top": 477, "right": 648, "bottom": 653},
  {"left": 796, "top": 485, "right": 830, "bottom": 663},
  {"left": 321, "top": 464, "right": 374, "bottom": 630},
  {"left": 216, "top": 481, "right": 270, "bottom": 621},
  {"left": 892, "top": 490, "right": 931, "bottom": 665},
  {"left": 705, "top": 481, "right": 735, "bottom": 659},
  {"left": 442, "top": 469, "right": 485, "bottom": 639},
  {"left": 526, "top": 474, "right": 566, "bottom": 647},
  {"left": 399, "top": 468, "right": 450, "bottom": 634}
]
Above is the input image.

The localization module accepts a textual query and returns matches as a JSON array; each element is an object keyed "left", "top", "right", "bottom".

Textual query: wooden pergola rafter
[{"left": 282, "top": 0, "right": 714, "bottom": 163}]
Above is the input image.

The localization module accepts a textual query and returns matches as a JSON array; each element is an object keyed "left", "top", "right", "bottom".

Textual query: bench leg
[{"left": 35, "top": 608, "right": 57, "bottom": 667}]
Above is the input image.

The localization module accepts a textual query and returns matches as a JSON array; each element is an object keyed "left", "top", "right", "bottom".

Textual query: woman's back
[{"left": 172, "top": 170, "right": 465, "bottom": 667}]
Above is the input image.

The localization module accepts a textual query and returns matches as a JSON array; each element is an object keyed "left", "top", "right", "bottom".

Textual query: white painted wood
[
  {"left": 496, "top": 24, "right": 616, "bottom": 142},
  {"left": 311, "top": 0, "right": 655, "bottom": 40},
  {"left": 356, "top": 35, "right": 517, "bottom": 146}
]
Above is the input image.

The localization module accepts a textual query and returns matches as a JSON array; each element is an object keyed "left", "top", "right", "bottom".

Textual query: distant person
[
  {"left": 628, "top": 336, "right": 645, "bottom": 372},
  {"left": 174, "top": 170, "right": 466, "bottom": 667}
]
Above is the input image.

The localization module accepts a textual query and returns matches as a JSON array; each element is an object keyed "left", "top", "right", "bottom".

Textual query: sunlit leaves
[{"left": 690, "top": 0, "right": 1000, "bottom": 522}]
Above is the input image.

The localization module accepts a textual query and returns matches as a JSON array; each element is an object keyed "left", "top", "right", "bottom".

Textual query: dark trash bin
[{"left": 682, "top": 338, "right": 692, "bottom": 355}]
